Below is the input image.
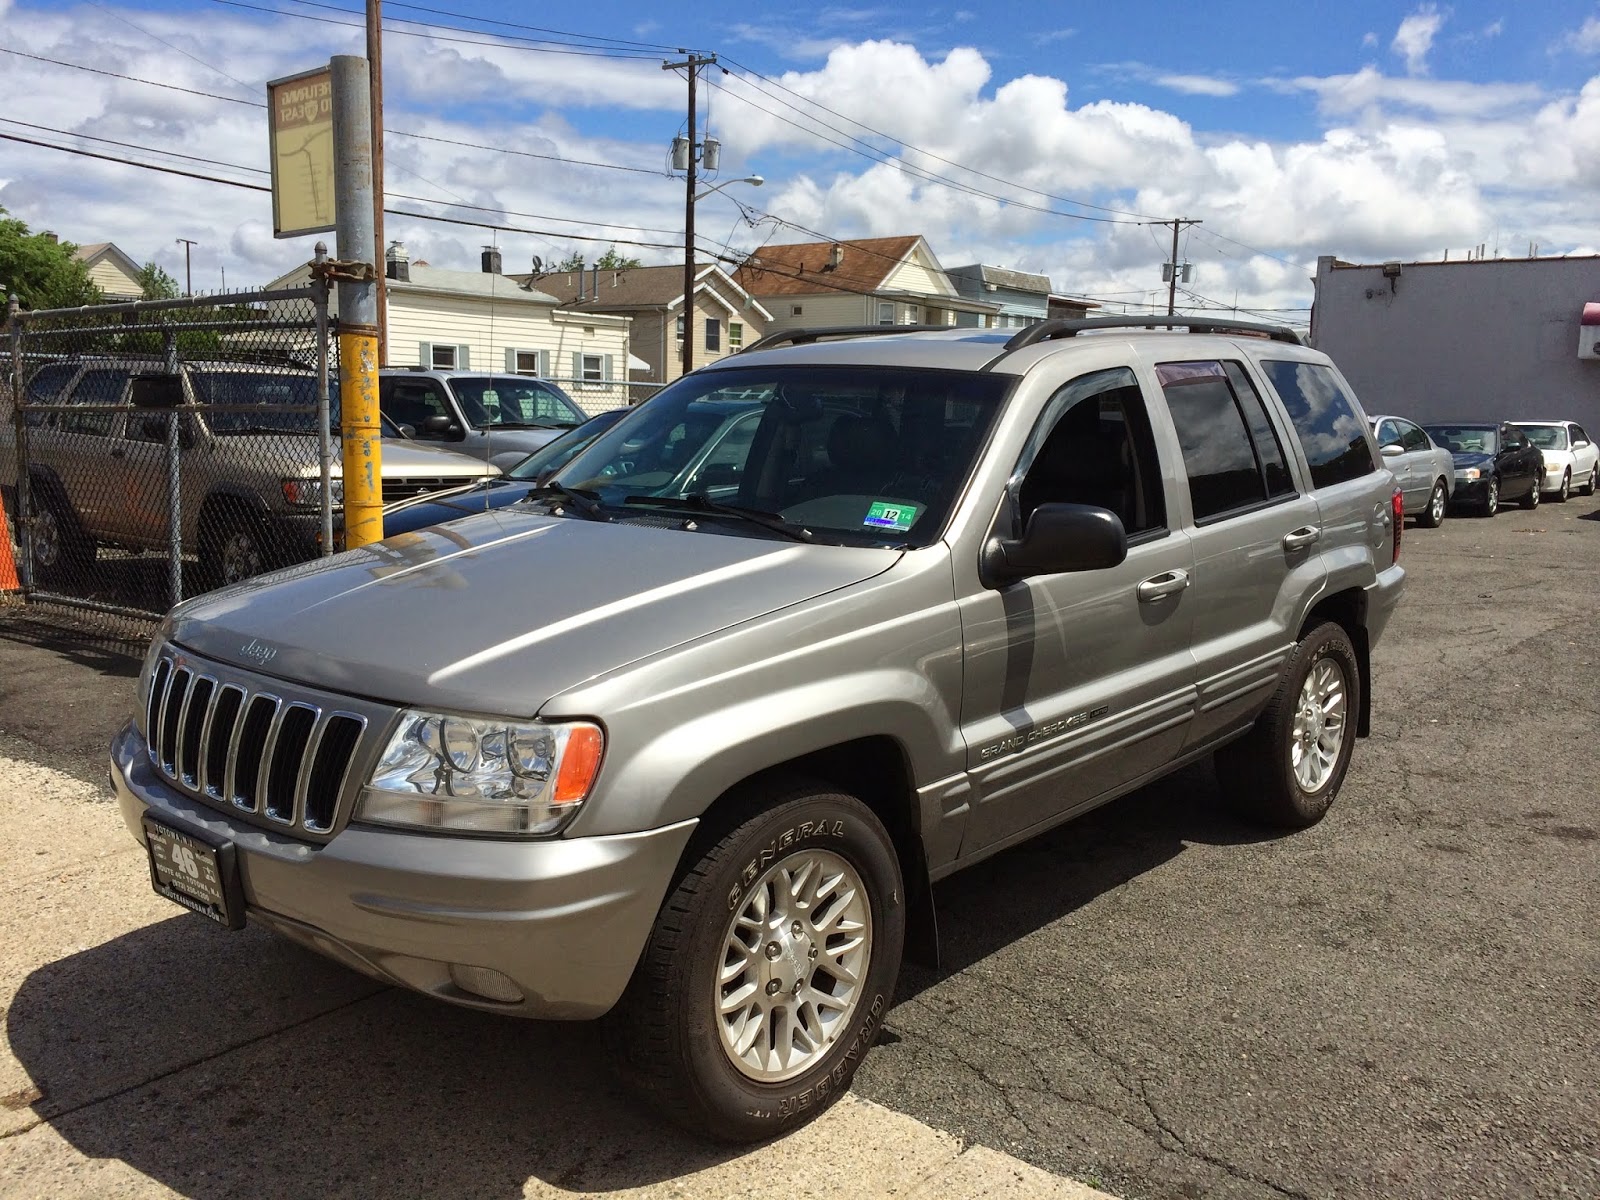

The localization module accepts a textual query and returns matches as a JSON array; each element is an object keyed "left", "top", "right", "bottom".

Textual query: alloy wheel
[
  {"left": 1429, "top": 485, "right": 1445, "bottom": 525},
  {"left": 221, "top": 529, "right": 262, "bottom": 584},
  {"left": 716, "top": 848, "right": 873, "bottom": 1083},
  {"left": 31, "top": 506, "right": 61, "bottom": 569},
  {"left": 1291, "top": 658, "right": 1347, "bottom": 794}
]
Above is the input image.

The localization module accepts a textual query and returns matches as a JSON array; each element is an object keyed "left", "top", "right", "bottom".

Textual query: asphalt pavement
[{"left": 2, "top": 490, "right": 1598, "bottom": 1199}]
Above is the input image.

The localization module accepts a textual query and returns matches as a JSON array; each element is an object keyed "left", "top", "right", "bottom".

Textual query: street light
[
  {"left": 694, "top": 175, "right": 763, "bottom": 202},
  {"left": 674, "top": 172, "right": 763, "bottom": 374}
]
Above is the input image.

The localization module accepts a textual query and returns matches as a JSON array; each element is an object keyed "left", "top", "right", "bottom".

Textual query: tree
[
  {"left": 136, "top": 262, "right": 181, "bottom": 300},
  {"left": 0, "top": 208, "right": 101, "bottom": 310},
  {"left": 550, "top": 245, "right": 643, "bottom": 273}
]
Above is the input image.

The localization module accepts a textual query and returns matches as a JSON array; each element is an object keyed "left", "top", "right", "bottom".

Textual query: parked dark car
[
  {"left": 1421, "top": 422, "right": 1543, "bottom": 516},
  {"left": 377, "top": 408, "right": 629, "bottom": 538}
]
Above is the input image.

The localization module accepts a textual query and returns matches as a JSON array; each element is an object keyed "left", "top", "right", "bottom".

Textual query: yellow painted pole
[{"left": 339, "top": 322, "right": 383, "bottom": 547}]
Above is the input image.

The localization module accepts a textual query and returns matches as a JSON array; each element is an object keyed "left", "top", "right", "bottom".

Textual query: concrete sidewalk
[{"left": 0, "top": 748, "right": 1116, "bottom": 1200}]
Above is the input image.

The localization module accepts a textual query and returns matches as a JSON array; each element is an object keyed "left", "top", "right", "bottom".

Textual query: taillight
[{"left": 1391, "top": 488, "right": 1404, "bottom": 563}]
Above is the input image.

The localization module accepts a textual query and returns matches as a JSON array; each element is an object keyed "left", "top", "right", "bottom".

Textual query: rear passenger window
[
  {"left": 1222, "top": 362, "right": 1293, "bottom": 497},
  {"left": 1400, "top": 422, "right": 1430, "bottom": 453},
  {"left": 1259, "top": 360, "right": 1378, "bottom": 489},
  {"left": 1158, "top": 361, "right": 1287, "bottom": 523}
]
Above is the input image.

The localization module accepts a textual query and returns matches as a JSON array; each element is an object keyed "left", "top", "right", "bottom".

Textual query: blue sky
[{"left": 4, "top": 0, "right": 1599, "bottom": 321}]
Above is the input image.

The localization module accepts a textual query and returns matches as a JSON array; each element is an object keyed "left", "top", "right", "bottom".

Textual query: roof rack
[
  {"left": 739, "top": 324, "right": 957, "bottom": 354},
  {"left": 1003, "top": 315, "right": 1304, "bottom": 351}
]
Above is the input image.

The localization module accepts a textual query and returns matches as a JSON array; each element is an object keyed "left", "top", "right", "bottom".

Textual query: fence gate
[{"left": 3, "top": 286, "right": 335, "bottom": 636}]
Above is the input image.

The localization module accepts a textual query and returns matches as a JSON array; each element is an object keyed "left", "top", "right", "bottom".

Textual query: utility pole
[
  {"left": 663, "top": 51, "right": 716, "bottom": 377},
  {"left": 331, "top": 55, "right": 382, "bottom": 550},
  {"left": 366, "top": 0, "right": 387, "bottom": 366},
  {"left": 1147, "top": 218, "right": 1201, "bottom": 319},
  {"left": 175, "top": 238, "right": 197, "bottom": 297}
]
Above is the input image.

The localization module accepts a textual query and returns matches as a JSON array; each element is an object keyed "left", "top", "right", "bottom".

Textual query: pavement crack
[{"left": 1133, "top": 1076, "right": 1316, "bottom": 1200}]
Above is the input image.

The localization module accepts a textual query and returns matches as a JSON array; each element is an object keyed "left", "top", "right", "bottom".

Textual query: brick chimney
[
  {"left": 386, "top": 241, "right": 410, "bottom": 281},
  {"left": 481, "top": 246, "right": 503, "bottom": 274}
]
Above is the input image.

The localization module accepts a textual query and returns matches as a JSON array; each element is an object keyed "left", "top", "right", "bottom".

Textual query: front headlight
[
  {"left": 356, "top": 710, "right": 604, "bottom": 836},
  {"left": 1455, "top": 467, "right": 1482, "bottom": 481},
  {"left": 281, "top": 477, "right": 345, "bottom": 507}
]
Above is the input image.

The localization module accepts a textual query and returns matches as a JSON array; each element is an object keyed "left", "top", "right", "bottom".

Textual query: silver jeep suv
[{"left": 110, "top": 317, "right": 1406, "bottom": 1141}]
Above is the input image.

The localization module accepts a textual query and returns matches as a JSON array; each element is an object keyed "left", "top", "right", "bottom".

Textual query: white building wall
[
  {"left": 756, "top": 292, "right": 870, "bottom": 334},
  {"left": 1311, "top": 255, "right": 1600, "bottom": 430},
  {"left": 86, "top": 258, "right": 140, "bottom": 299}
]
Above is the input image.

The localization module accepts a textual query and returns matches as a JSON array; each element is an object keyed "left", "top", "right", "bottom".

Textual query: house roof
[
  {"left": 391, "top": 263, "right": 561, "bottom": 304},
  {"left": 947, "top": 263, "right": 1053, "bottom": 294},
  {"left": 734, "top": 235, "right": 923, "bottom": 297},
  {"left": 517, "top": 262, "right": 771, "bottom": 320},
  {"left": 71, "top": 241, "right": 143, "bottom": 279}
]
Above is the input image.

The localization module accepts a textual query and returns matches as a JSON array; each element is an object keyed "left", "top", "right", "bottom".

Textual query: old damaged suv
[{"left": 111, "top": 317, "right": 1405, "bottom": 1141}]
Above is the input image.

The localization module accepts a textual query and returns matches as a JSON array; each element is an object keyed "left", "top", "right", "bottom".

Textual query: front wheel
[
  {"left": 607, "top": 782, "right": 905, "bottom": 1142},
  {"left": 1417, "top": 479, "right": 1447, "bottom": 528},
  {"left": 1554, "top": 470, "right": 1570, "bottom": 503},
  {"left": 29, "top": 492, "right": 96, "bottom": 586},
  {"left": 1215, "top": 622, "right": 1361, "bottom": 828},
  {"left": 1481, "top": 476, "right": 1500, "bottom": 517}
]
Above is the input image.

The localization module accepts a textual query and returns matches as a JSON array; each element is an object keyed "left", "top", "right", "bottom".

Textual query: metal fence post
[
  {"left": 162, "top": 327, "right": 183, "bottom": 606},
  {"left": 7, "top": 295, "right": 32, "bottom": 593},
  {"left": 312, "top": 247, "right": 335, "bottom": 556}
]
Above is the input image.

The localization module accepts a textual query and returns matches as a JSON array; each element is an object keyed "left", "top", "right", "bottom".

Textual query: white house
[{"left": 71, "top": 241, "right": 143, "bottom": 301}]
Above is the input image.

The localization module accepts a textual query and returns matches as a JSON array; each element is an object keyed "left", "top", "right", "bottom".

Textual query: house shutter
[
  {"left": 418, "top": 341, "right": 432, "bottom": 369},
  {"left": 571, "top": 352, "right": 582, "bottom": 380},
  {"left": 459, "top": 344, "right": 471, "bottom": 370},
  {"left": 538, "top": 350, "right": 551, "bottom": 377},
  {"left": 504, "top": 348, "right": 518, "bottom": 372},
  {"left": 603, "top": 354, "right": 614, "bottom": 380}
]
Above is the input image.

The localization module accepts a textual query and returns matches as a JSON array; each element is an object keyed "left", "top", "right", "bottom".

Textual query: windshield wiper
[
  {"left": 525, "top": 483, "right": 613, "bottom": 522},
  {"left": 622, "top": 494, "right": 814, "bottom": 543}
]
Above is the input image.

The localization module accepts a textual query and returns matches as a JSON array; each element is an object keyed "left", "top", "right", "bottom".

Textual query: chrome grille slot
[
  {"left": 178, "top": 676, "right": 215, "bottom": 788},
  {"left": 232, "top": 696, "right": 279, "bottom": 813},
  {"left": 140, "top": 650, "right": 376, "bottom": 839},
  {"left": 203, "top": 686, "right": 245, "bottom": 798},
  {"left": 305, "top": 715, "right": 365, "bottom": 833},
  {"left": 265, "top": 705, "right": 318, "bottom": 824},
  {"left": 159, "top": 668, "right": 192, "bottom": 775}
]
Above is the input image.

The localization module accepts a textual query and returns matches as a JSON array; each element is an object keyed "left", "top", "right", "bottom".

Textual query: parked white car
[
  {"left": 1512, "top": 421, "right": 1599, "bottom": 502},
  {"left": 1370, "top": 414, "right": 1454, "bottom": 527}
]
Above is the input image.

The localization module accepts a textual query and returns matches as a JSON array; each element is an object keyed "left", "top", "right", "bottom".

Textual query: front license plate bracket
[{"left": 144, "top": 815, "right": 245, "bottom": 930}]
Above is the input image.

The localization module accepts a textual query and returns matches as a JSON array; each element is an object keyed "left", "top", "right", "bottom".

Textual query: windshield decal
[{"left": 863, "top": 501, "right": 919, "bottom": 532}]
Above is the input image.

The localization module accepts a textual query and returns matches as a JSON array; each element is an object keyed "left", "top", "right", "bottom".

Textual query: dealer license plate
[{"left": 144, "top": 815, "right": 244, "bottom": 929}]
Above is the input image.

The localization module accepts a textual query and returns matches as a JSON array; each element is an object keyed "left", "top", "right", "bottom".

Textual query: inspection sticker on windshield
[{"left": 864, "top": 501, "right": 919, "bottom": 531}]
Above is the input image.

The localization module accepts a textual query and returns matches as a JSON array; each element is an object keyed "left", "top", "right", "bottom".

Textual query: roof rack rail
[
  {"left": 1003, "top": 315, "right": 1303, "bottom": 351},
  {"left": 739, "top": 324, "right": 956, "bottom": 354}
]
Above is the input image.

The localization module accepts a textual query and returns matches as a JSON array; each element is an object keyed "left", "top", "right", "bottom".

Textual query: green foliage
[
  {"left": 551, "top": 245, "right": 644, "bottom": 273},
  {"left": 0, "top": 208, "right": 101, "bottom": 310},
  {"left": 137, "top": 262, "right": 181, "bottom": 301}
]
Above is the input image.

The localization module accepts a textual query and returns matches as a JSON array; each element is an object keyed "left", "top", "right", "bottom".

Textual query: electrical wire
[
  {"left": 377, "top": 1, "right": 690, "bottom": 53},
  {"left": 0, "top": 47, "right": 262, "bottom": 106}
]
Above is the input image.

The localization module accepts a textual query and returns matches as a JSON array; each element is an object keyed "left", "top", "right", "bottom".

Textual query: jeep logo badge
[{"left": 239, "top": 638, "right": 278, "bottom": 667}]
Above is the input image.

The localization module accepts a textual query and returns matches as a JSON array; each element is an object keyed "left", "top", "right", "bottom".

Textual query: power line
[
  {"left": 379, "top": 0, "right": 687, "bottom": 53},
  {"left": 0, "top": 47, "right": 262, "bottom": 105}
]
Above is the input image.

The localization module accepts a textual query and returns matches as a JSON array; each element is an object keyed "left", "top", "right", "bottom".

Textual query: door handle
[
  {"left": 1137, "top": 569, "right": 1190, "bottom": 602},
  {"left": 1282, "top": 525, "right": 1321, "bottom": 551}
]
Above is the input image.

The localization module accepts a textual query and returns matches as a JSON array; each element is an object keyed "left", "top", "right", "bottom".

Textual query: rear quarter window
[{"left": 1259, "top": 360, "right": 1378, "bottom": 489}]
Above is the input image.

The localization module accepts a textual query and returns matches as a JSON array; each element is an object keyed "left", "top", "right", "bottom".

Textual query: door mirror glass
[{"left": 984, "top": 502, "right": 1127, "bottom": 585}]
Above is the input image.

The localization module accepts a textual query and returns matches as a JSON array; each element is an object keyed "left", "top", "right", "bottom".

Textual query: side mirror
[
  {"left": 1380, "top": 443, "right": 1404, "bottom": 457},
  {"left": 396, "top": 423, "right": 417, "bottom": 439},
  {"left": 983, "top": 502, "right": 1127, "bottom": 586},
  {"left": 419, "top": 415, "right": 459, "bottom": 436}
]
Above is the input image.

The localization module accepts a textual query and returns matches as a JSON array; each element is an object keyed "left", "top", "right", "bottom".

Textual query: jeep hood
[{"left": 166, "top": 509, "right": 899, "bottom": 715}]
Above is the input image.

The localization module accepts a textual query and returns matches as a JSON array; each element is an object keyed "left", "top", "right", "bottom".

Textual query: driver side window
[{"left": 1010, "top": 367, "right": 1166, "bottom": 539}]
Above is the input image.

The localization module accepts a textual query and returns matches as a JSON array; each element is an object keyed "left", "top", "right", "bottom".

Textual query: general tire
[
  {"left": 606, "top": 780, "right": 905, "bottom": 1143},
  {"left": 1417, "top": 479, "right": 1447, "bottom": 529},
  {"left": 1481, "top": 476, "right": 1500, "bottom": 517},
  {"left": 1214, "top": 621, "right": 1361, "bottom": 829},
  {"left": 1520, "top": 476, "right": 1541, "bottom": 509},
  {"left": 29, "top": 488, "right": 96, "bottom": 587}
]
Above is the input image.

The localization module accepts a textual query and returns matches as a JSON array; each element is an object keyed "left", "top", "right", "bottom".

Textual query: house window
[
  {"left": 729, "top": 322, "right": 743, "bottom": 350},
  {"left": 431, "top": 344, "right": 458, "bottom": 370},
  {"left": 581, "top": 353, "right": 604, "bottom": 387},
  {"left": 513, "top": 350, "right": 540, "bottom": 376},
  {"left": 706, "top": 317, "right": 721, "bottom": 352},
  {"left": 676, "top": 315, "right": 686, "bottom": 342},
  {"left": 877, "top": 301, "right": 894, "bottom": 325},
  {"left": 791, "top": 304, "right": 803, "bottom": 316},
  {"left": 905, "top": 305, "right": 920, "bottom": 325}
]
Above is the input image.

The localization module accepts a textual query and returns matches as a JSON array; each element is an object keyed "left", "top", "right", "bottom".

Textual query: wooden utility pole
[
  {"left": 367, "top": 0, "right": 387, "bottom": 365},
  {"left": 663, "top": 52, "right": 716, "bottom": 377},
  {"left": 1149, "top": 218, "right": 1201, "bottom": 318}
]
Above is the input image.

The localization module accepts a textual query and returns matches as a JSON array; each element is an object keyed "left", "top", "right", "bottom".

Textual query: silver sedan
[{"left": 1370, "top": 414, "right": 1455, "bottom": 528}]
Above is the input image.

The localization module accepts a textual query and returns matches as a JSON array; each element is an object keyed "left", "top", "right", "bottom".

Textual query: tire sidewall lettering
[{"left": 727, "top": 818, "right": 847, "bottom": 911}]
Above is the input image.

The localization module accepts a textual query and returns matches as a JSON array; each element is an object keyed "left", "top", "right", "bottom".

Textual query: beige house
[
  {"left": 733, "top": 235, "right": 999, "bottom": 333},
  {"left": 267, "top": 247, "right": 634, "bottom": 414},
  {"left": 524, "top": 262, "right": 771, "bottom": 384},
  {"left": 71, "top": 241, "right": 143, "bottom": 301}
]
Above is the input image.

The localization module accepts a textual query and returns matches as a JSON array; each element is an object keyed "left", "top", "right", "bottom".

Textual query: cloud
[
  {"left": 1034, "top": 28, "right": 1076, "bottom": 46},
  {"left": 1564, "top": 16, "right": 1600, "bottom": 55},
  {"left": 1392, "top": 5, "right": 1445, "bottom": 75},
  {"left": 1277, "top": 66, "right": 1543, "bottom": 118},
  {"left": 1362, "top": 32, "right": 1379, "bottom": 48},
  {"left": 1153, "top": 73, "right": 1240, "bottom": 98},
  {"left": 1481, "top": 19, "right": 1503, "bottom": 38}
]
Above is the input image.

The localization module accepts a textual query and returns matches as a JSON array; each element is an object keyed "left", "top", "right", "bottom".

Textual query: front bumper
[
  {"left": 1450, "top": 477, "right": 1490, "bottom": 505},
  {"left": 1541, "top": 463, "right": 1568, "bottom": 492},
  {"left": 111, "top": 721, "right": 695, "bottom": 1019}
]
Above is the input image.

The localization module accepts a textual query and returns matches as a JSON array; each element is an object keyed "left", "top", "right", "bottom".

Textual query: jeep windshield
[
  {"left": 448, "top": 375, "right": 585, "bottom": 430},
  {"left": 551, "top": 365, "right": 1011, "bottom": 547},
  {"left": 194, "top": 370, "right": 405, "bottom": 438}
]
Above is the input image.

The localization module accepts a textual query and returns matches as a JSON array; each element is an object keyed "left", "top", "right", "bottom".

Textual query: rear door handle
[
  {"left": 1137, "top": 569, "right": 1190, "bottom": 602},
  {"left": 1282, "top": 526, "right": 1321, "bottom": 551}
]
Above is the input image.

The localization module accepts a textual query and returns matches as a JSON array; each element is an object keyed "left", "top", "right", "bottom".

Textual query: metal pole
[
  {"left": 331, "top": 55, "right": 382, "bottom": 550},
  {"left": 7, "top": 293, "right": 31, "bottom": 592},
  {"left": 312, "top": 242, "right": 335, "bottom": 556},
  {"left": 163, "top": 328, "right": 183, "bottom": 606},
  {"left": 176, "top": 238, "right": 197, "bottom": 298},
  {"left": 366, "top": 0, "right": 387, "bottom": 368},
  {"left": 682, "top": 62, "right": 697, "bottom": 377}
]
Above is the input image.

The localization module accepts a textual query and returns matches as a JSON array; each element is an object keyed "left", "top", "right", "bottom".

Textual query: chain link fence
[{"left": 3, "top": 287, "right": 335, "bottom": 637}]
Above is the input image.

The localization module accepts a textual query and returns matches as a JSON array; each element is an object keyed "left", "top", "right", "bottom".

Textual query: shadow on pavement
[
  {"left": 8, "top": 915, "right": 741, "bottom": 1197},
  {"left": 0, "top": 611, "right": 144, "bottom": 679}
]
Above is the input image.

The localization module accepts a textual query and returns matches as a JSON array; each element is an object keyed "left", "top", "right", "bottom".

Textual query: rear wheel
[
  {"left": 1583, "top": 466, "right": 1598, "bottom": 497},
  {"left": 1417, "top": 479, "right": 1447, "bottom": 528},
  {"left": 200, "top": 504, "right": 271, "bottom": 589},
  {"left": 1215, "top": 622, "right": 1360, "bottom": 829},
  {"left": 1521, "top": 475, "right": 1541, "bottom": 509},
  {"left": 607, "top": 781, "right": 905, "bottom": 1143}
]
